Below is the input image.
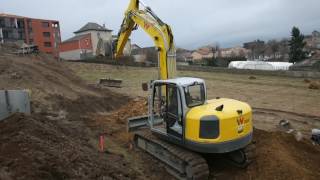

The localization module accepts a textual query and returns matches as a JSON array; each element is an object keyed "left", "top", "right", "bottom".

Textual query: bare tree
[
  {"left": 239, "top": 49, "right": 245, "bottom": 58},
  {"left": 267, "top": 40, "right": 280, "bottom": 59},
  {"left": 279, "top": 39, "right": 289, "bottom": 61}
]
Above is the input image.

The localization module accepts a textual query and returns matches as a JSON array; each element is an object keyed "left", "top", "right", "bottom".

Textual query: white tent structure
[
  {"left": 228, "top": 61, "right": 293, "bottom": 71},
  {"left": 267, "top": 62, "right": 293, "bottom": 70}
]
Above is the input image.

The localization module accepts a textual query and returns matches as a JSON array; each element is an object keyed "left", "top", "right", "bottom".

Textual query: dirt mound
[
  {"left": 210, "top": 129, "right": 320, "bottom": 179},
  {"left": 0, "top": 53, "right": 136, "bottom": 179},
  {"left": 309, "top": 81, "right": 320, "bottom": 90},
  {"left": 0, "top": 113, "right": 139, "bottom": 180},
  {"left": 249, "top": 129, "right": 320, "bottom": 179},
  {"left": 0, "top": 53, "right": 127, "bottom": 112},
  {"left": 0, "top": 43, "right": 20, "bottom": 55}
]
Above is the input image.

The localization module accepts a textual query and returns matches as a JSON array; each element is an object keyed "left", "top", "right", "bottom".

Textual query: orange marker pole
[{"left": 99, "top": 135, "right": 104, "bottom": 152}]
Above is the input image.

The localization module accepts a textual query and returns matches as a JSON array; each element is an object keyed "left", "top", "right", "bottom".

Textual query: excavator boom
[{"left": 114, "top": 0, "right": 176, "bottom": 79}]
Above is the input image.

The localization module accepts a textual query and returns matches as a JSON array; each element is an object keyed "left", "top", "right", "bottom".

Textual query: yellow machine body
[{"left": 186, "top": 98, "right": 252, "bottom": 144}]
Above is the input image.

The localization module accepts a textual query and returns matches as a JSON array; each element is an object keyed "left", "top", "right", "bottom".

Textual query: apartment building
[{"left": 0, "top": 13, "right": 61, "bottom": 56}]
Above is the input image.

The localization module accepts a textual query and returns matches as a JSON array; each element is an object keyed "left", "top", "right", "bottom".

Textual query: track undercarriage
[{"left": 134, "top": 131, "right": 256, "bottom": 180}]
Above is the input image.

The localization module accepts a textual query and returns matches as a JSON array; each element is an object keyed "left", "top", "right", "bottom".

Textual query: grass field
[{"left": 66, "top": 62, "right": 320, "bottom": 116}]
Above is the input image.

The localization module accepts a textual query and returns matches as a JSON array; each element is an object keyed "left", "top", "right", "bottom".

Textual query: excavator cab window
[{"left": 185, "top": 83, "right": 205, "bottom": 108}]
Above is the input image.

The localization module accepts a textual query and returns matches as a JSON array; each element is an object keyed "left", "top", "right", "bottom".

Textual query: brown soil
[
  {"left": 0, "top": 53, "right": 139, "bottom": 179},
  {"left": 0, "top": 52, "right": 319, "bottom": 180},
  {"left": 210, "top": 129, "right": 320, "bottom": 180},
  {"left": 309, "top": 81, "right": 320, "bottom": 90},
  {"left": 0, "top": 113, "right": 138, "bottom": 180}
]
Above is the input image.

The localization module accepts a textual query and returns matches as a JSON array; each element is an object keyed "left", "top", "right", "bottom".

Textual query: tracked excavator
[{"left": 114, "top": 0, "right": 255, "bottom": 179}]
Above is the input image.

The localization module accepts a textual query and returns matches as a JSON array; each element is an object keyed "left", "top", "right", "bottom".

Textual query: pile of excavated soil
[
  {"left": 209, "top": 129, "right": 320, "bottom": 180},
  {"left": 0, "top": 53, "right": 125, "bottom": 113},
  {"left": 0, "top": 53, "right": 139, "bottom": 179},
  {"left": 0, "top": 113, "right": 138, "bottom": 180}
]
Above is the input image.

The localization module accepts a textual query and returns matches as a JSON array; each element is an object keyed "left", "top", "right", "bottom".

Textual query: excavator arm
[{"left": 114, "top": 0, "right": 176, "bottom": 80}]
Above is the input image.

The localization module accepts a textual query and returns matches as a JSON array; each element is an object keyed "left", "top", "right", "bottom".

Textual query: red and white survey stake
[{"left": 99, "top": 135, "right": 105, "bottom": 152}]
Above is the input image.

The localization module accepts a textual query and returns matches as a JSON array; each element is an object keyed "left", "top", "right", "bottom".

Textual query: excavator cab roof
[{"left": 153, "top": 77, "right": 205, "bottom": 87}]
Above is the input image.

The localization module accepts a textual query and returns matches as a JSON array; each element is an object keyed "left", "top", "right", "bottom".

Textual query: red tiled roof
[{"left": 196, "top": 48, "right": 213, "bottom": 55}]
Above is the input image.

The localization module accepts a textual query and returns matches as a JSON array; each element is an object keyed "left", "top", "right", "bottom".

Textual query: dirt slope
[
  {"left": 0, "top": 53, "right": 136, "bottom": 179},
  {"left": 0, "top": 113, "right": 139, "bottom": 180},
  {"left": 209, "top": 129, "right": 320, "bottom": 180}
]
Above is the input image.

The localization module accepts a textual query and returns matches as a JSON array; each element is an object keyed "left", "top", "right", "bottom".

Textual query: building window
[
  {"left": 17, "top": 19, "right": 25, "bottom": 28},
  {"left": 3, "top": 30, "right": 9, "bottom": 38},
  {"left": 0, "top": 18, "right": 5, "bottom": 28},
  {"left": 44, "top": 42, "right": 52, "bottom": 47},
  {"left": 42, "top": 22, "right": 50, "bottom": 28},
  {"left": 27, "top": 19, "right": 32, "bottom": 28},
  {"left": 52, "top": 22, "right": 59, "bottom": 28},
  {"left": 43, "top": 32, "right": 51, "bottom": 38}
]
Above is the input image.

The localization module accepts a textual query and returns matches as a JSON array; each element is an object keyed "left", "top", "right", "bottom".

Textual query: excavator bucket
[{"left": 98, "top": 78, "right": 122, "bottom": 88}]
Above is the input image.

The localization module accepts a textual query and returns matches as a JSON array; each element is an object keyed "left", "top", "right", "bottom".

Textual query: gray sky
[{"left": 1, "top": 0, "right": 320, "bottom": 49}]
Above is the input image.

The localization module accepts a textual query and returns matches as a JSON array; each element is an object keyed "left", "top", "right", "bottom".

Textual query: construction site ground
[{"left": 0, "top": 53, "right": 320, "bottom": 180}]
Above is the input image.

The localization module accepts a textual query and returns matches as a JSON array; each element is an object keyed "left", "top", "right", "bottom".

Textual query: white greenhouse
[{"left": 228, "top": 61, "right": 293, "bottom": 71}]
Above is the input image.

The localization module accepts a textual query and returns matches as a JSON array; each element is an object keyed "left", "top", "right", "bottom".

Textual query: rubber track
[
  {"left": 135, "top": 131, "right": 209, "bottom": 180},
  {"left": 244, "top": 143, "right": 256, "bottom": 165},
  {"left": 227, "top": 142, "right": 256, "bottom": 168}
]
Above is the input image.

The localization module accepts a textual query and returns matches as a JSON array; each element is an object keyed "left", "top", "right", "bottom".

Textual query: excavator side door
[
  {"left": 151, "top": 82, "right": 183, "bottom": 140},
  {"left": 165, "top": 84, "right": 183, "bottom": 139}
]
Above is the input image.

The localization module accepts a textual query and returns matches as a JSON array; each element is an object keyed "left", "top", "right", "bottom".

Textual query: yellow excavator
[{"left": 114, "top": 0, "right": 255, "bottom": 179}]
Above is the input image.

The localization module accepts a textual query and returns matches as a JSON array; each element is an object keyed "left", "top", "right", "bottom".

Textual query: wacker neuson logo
[{"left": 237, "top": 116, "right": 245, "bottom": 133}]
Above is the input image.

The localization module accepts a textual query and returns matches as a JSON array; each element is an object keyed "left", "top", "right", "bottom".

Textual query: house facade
[
  {"left": 131, "top": 44, "right": 141, "bottom": 50},
  {"left": 131, "top": 46, "right": 157, "bottom": 65},
  {"left": 176, "top": 48, "right": 192, "bottom": 62},
  {"left": 58, "top": 33, "right": 93, "bottom": 60},
  {"left": 305, "top": 30, "right": 320, "bottom": 49},
  {"left": 60, "top": 22, "right": 132, "bottom": 60},
  {"left": 191, "top": 47, "right": 214, "bottom": 61},
  {"left": 60, "top": 22, "right": 113, "bottom": 60},
  {"left": 0, "top": 13, "right": 61, "bottom": 56},
  {"left": 112, "top": 35, "right": 131, "bottom": 56},
  {"left": 218, "top": 47, "right": 250, "bottom": 58}
]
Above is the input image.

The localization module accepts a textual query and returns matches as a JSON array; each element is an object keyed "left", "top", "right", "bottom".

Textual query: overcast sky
[{"left": 1, "top": 0, "right": 320, "bottom": 49}]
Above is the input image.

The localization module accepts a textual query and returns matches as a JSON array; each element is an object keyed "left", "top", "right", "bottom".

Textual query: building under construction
[{"left": 0, "top": 13, "right": 61, "bottom": 56}]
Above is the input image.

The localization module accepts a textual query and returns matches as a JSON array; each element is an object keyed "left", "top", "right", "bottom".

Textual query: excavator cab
[
  {"left": 149, "top": 77, "right": 206, "bottom": 142},
  {"left": 148, "top": 77, "right": 254, "bottom": 157}
]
